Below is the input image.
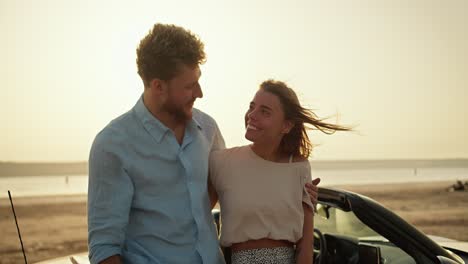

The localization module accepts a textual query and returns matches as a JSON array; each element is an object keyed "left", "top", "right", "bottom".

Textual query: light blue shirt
[{"left": 88, "top": 96, "right": 226, "bottom": 264}]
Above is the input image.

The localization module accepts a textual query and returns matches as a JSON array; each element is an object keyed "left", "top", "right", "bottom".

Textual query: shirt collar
[
  {"left": 191, "top": 113, "right": 203, "bottom": 131},
  {"left": 134, "top": 95, "right": 169, "bottom": 143},
  {"left": 133, "top": 95, "right": 203, "bottom": 143}
]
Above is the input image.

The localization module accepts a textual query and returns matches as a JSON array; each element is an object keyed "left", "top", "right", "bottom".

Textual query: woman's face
[{"left": 244, "top": 90, "right": 292, "bottom": 145}]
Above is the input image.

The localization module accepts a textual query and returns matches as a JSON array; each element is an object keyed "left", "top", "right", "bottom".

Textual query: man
[
  {"left": 88, "top": 23, "right": 320, "bottom": 264},
  {"left": 88, "top": 23, "right": 225, "bottom": 264}
]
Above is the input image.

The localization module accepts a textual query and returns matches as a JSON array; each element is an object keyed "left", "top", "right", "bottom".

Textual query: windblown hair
[
  {"left": 136, "top": 23, "right": 206, "bottom": 87},
  {"left": 260, "top": 80, "right": 352, "bottom": 159}
]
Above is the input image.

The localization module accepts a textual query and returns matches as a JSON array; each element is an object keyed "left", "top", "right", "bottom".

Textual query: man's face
[{"left": 161, "top": 64, "right": 203, "bottom": 122}]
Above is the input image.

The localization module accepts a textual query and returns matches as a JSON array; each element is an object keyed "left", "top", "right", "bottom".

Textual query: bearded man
[{"left": 87, "top": 23, "right": 225, "bottom": 264}]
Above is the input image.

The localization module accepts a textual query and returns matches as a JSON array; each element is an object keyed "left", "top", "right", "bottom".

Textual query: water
[
  {"left": 313, "top": 167, "right": 468, "bottom": 186},
  {"left": 1, "top": 167, "right": 467, "bottom": 198},
  {"left": 0, "top": 175, "right": 88, "bottom": 199}
]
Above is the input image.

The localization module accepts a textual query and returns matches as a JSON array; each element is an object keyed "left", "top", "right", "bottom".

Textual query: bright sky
[{"left": 1, "top": 0, "right": 467, "bottom": 162}]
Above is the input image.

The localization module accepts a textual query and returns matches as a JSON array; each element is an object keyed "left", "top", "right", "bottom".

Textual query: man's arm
[
  {"left": 98, "top": 255, "right": 122, "bottom": 264},
  {"left": 211, "top": 119, "right": 226, "bottom": 151},
  {"left": 88, "top": 137, "right": 134, "bottom": 264},
  {"left": 305, "top": 178, "right": 320, "bottom": 210},
  {"left": 207, "top": 177, "right": 218, "bottom": 210},
  {"left": 208, "top": 118, "right": 223, "bottom": 209}
]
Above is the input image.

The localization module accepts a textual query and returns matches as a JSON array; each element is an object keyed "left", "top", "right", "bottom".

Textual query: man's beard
[{"left": 162, "top": 100, "right": 192, "bottom": 124}]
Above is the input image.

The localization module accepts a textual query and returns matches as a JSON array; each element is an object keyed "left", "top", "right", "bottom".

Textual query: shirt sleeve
[
  {"left": 192, "top": 109, "right": 226, "bottom": 152},
  {"left": 209, "top": 150, "right": 221, "bottom": 190},
  {"left": 87, "top": 135, "right": 134, "bottom": 264},
  {"left": 300, "top": 163, "right": 314, "bottom": 210},
  {"left": 211, "top": 120, "right": 226, "bottom": 151}
]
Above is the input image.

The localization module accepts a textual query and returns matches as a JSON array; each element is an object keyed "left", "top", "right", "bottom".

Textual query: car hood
[
  {"left": 360, "top": 235, "right": 468, "bottom": 253},
  {"left": 429, "top": 236, "right": 468, "bottom": 253},
  {"left": 34, "top": 253, "right": 89, "bottom": 264}
]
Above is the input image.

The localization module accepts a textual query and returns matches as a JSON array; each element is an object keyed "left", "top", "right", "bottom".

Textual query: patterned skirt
[{"left": 231, "top": 246, "right": 295, "bottom": 264}]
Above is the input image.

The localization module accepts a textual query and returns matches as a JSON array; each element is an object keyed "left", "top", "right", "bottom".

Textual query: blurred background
[
  {"left": 1, "top": 1, "right": 467, "bottom": 263},
  {"left": 2, "top": 0, "right": 467, "bottom": 162}
]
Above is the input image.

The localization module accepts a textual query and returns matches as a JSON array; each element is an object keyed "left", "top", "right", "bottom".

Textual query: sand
[
  {"left": 336, "top": 181, "right": 468, "bottom": 242},
  {"left": 1, "top": 181, "right": 467, "bottom": 264},
  {"left": 1, "top": 195, "right": 88, "bottom": 264}
]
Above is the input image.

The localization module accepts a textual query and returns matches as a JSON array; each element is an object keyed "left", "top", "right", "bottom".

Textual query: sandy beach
[
  {"left": 1, "top": 180, "right": 467, "bottom": 264},
  {"left": 1, "top": 195, "right": 88, "bottom": 264}
]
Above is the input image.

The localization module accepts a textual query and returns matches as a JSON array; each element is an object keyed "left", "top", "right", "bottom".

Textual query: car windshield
[
  {"left": 315, "top": 203, "right": 418, "bottom": 264},
  {"left": 315, "top": 204, "right": 381, "bottom": 239}
]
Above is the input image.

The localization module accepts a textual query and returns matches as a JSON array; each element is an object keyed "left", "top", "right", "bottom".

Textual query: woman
[{"left": 209, "top": 79, "right": 351, "bottom": 264}]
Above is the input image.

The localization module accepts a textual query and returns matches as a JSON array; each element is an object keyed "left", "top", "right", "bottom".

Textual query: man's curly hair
[{"left": 136, "top": 23, "right": 206, "bottom": 87}]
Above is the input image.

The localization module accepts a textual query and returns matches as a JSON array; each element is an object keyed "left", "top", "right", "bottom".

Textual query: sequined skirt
[{"left": 231, "top": 246, "right": 295, "bottom": 264}]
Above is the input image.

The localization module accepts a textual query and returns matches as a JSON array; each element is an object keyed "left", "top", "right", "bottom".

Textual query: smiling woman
[
  {"left": 246, "top": 80, "right": 352, "bottom": 159},
  {"left": 207, "top": 79, "right": 351, "bottom": 264}
]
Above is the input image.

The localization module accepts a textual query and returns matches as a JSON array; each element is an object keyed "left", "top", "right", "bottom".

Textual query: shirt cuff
[{"left": 89, "top": 245, "right": 121, "bottom": 264}]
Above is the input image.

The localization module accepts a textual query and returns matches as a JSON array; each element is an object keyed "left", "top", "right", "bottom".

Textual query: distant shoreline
[
  {"left": 0, "top": 161, "right": 88, "bottom": 177},
  {"left": 310, "top": 158, "right": 468, "bottom": 170},
  {"left": 1, "top": 159, "right": 468, "bottom": 176}
]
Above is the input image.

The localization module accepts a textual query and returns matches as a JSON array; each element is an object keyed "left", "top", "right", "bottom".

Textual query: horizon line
[{"left": 1, "top": 157, "right": 468, "bottom": 164}]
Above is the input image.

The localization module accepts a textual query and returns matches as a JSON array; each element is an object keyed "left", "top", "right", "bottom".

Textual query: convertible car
[{"left": 36, "top": 187, "right": 468, "bottom": 264}]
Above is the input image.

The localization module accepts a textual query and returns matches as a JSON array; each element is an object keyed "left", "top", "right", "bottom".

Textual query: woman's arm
[
  {"left": 296, "top": 203, "right": 315, "bottom": 264},
  {"left": 208, "top": 177, "right": 218, "bottom": 210}
]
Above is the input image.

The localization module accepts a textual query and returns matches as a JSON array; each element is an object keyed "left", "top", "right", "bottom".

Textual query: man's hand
[
  {"left": 305, "top": 178, "right": 320, "bottom": 210},
  {"left": 99, "top": 255, "right": 121, "bottom": 264}
]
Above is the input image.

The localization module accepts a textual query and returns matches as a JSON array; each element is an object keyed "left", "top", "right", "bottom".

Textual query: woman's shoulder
[
  {"left": 213, "top": 145, "right": 249, "bottom": 155},
  {"left": 290, "top": 155, "right": 310, "bottom": 166},
  {"left": 210, "top": 146, "right": 251, "bottom": 180},
  {"left": 290, "top": 156, "right": 311, "bottom": 177},
  {"left": 211, "top": 145, "right": 249, "bottom": 161},
  {"left": 292, "top": 155, "right": 308, "bottom": 162}
]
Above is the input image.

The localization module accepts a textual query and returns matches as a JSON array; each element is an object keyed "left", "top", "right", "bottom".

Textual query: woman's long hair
[{"left": 260, "top": 79, "right": 353, "bottom": 159}]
